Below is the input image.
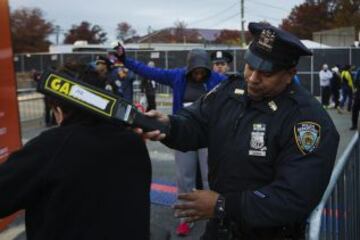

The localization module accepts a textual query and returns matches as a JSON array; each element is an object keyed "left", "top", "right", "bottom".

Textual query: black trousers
[
  {"left": 146, "top": 94, "right": 156, "bottom": 112},
  {"left": 44, "top": 99, "right": 54, "bottom": 126},
  {"left": 201, "top": 219, "right": 305, "bottom": 240},
  {"left": 321, "top": 86, "right": 331, "bottom": 106},
  {"left": 331, "top": 88, "right": 340, "bottom": 108},
  {"left": 352, "top": 90, "right": 360, "bottom": 128}
]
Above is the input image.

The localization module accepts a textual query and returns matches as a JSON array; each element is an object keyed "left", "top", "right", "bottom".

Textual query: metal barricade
[
  {"left": 307, "top": 132, "right": 360, "bottom": 240},
  {"left": 17, "top": 88, "right": 45, "bottom": 123}
]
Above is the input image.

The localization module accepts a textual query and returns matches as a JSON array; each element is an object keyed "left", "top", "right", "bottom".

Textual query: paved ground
[{"left": 0, "top": 105, "right": 356, "bottom": 240}]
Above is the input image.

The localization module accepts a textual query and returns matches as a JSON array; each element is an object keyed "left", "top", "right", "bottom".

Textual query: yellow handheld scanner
[{"left": 38, "top": 71, "right": 169, "bottom": 135}]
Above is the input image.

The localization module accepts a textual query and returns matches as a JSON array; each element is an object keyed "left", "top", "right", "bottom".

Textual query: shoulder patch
[{"left": 294, "top": 121, "right": 321, "bottom": 155}]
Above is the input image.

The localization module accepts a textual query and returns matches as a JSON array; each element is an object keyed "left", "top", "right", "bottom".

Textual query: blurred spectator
[
  {"left": 319, "top": 64, "right": 332, "bottom": 108},
  {"left": 113, "top": 64, "right": 136, "bottom": 103},
  {"left": 330, "top": 66, "right": 342, "bottom": 112},
  {"left": 141, "top": 61, "right": 157, "bottom": 111},
  {"left": 32, "top": 69, "right": 53, "bottom": 126},
  {"left": 94, "top": 56, "right": 112, "bottom": 78},
  {"left": 94, "top": 55, "right": 117, "bottom": 93},
  {"left": 350, "top": 66, "right": 360, "bottom": 130},
  {"left": 340, "top": 64, "right": 354, "bottom": 111},
  {"left": 293, "top": 74, "right": 301, "bottom": 85},
  {"left": 31, "top": 69, "right": 41, "bottom": 84},
  {"left": 93, "top": 55, "right": 135, "bottom": 103},
  {"left": 107, "top": 52, "right": 136, "bottom": 103}
]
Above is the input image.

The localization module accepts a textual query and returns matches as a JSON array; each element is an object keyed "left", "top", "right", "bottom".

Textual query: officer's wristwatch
[{"left": 214, "top": 194, "right": 226, "bottom": 220}]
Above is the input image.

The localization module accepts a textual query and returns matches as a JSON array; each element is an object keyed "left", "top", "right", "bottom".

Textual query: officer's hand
[
  {"left": 173, "top": 189, "right": 219, "bottom": 223},
  {"left": 134, "top": 110, "right": 169, "bottom": 141}
]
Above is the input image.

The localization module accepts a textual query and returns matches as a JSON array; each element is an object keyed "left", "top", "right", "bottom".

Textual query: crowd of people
[
  {"left": 1, "top": 22, "right": 341, "bottom": 240},
  {"left": 319, "top": 63, "right": 360, "bottom": 129}
]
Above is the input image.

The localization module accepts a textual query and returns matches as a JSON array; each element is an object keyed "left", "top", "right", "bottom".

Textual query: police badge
[
  {"left": 257, "top": 29, "right": 276, "bottom": 52},
  {"left": 249, "top": 124, "right": 267, "bottom": 157},
  {"left": 294, "top": 122, "right": 321, "bottom": 155}
]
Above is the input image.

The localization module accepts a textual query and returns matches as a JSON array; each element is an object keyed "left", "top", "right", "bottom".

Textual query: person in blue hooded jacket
[
  {"left": 118, "top": 47, "right": 226, "bottom": 114},
  {"left": 115, "top": 46, "right": 227, "bottom": 236}
]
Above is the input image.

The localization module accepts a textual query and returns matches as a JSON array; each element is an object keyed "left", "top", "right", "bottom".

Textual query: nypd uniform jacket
[
  {"left": 163, "top": 76, "right": 339, "bottom": 237},
  {"left": 0, "top": 120, "right": 151, "bottom": 240}
]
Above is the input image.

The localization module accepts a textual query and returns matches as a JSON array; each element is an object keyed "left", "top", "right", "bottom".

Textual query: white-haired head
[
  {"left": 332, "top": 66, "right": 339, "bottom": 73},
  {"left": 111, "top": 41, "right": 124, "bottom": 49},
  {"left": 147, "top": 61, "right": 155, "bottom": 67}
]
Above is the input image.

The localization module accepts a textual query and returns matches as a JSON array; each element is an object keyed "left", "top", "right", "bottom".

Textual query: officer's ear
[
  {"left": 53, "top": 106, "right": 64, "bottom": 125},
  {"left": 285, "top": 67, "right": 297, "bottom": 84}
]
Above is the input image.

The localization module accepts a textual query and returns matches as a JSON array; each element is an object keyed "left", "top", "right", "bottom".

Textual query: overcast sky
[{"left": 9, "top": 0, "right": 305, "bottom": 43}]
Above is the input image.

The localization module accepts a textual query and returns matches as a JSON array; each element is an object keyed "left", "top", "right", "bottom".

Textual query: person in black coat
[
  {"left": 0, "top": 61, "right": 152, "bottom": 240},
  {"left": 141, "top": 61, "right": 157, "bottom": 111},
  {"left": 330, "top": 66, "right": 342, "bottom": 112}
]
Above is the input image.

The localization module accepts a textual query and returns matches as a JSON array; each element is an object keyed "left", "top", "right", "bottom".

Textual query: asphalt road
[{"left": 0, "top": 105, "right": 356, "bottom": 240}]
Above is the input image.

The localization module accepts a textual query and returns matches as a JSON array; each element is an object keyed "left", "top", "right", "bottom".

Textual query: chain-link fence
[
  {"left": 14, "top": 47, "right": 360, "bottom": 96},
  {"left": 15, "top": 47, "right": 360, "bottom": 124}
]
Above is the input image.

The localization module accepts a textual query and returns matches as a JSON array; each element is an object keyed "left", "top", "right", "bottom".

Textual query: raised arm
[{"left": 124, "top": 58, "right": 183, "bottom": 87}]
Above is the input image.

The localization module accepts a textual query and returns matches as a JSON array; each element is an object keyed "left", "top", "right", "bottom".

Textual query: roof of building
[{"left": 136, "top": 27, "right": 243, "bottom": 43}]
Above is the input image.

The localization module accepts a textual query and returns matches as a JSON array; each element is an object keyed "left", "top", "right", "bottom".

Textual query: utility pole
[
  {"left": 240, "top": 0, "right": 246, "bottom": 47},
  {"left": 147, "top": 26, "right": 152, "bottom": 49},
  {"left": 54, "top": 25, "right": 61, "bottom": 45}
]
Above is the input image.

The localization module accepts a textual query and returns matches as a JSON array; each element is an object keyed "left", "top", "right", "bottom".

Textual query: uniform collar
[
  {"left": 229, "top": 86, "right": 277, "bottom": 113},
  {"left": 228, "top": 80, "right": 297, "bottom": 113},
  {"left": 246, "top": 83, "right": 296, "bottom": 113},
  {"left": 285, "top": 82, "right": 307, "bottom": 105}
]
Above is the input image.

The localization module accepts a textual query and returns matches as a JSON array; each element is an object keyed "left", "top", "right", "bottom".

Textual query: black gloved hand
[{"left": 113, "top": 42, "right": 126, "bottom": 63}]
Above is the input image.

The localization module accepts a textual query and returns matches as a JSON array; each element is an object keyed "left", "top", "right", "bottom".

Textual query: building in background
[{"left": 313, "top": 27, "right": 356, "bottom": 47}]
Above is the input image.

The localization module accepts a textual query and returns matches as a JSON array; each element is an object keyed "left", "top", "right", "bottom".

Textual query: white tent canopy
[{"left": 301, "top": 40, "right": 332, "bottom": 49}]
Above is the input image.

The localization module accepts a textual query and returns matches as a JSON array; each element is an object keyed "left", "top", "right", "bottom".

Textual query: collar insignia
[
  {"left": 234, "top": 88, "right": 245, "bottom": 95},
  {"left": 268, "top": 101, "right": 278, "bottom": 112}
]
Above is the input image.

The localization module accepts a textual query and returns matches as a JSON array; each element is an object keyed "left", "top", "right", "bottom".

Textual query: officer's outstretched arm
[
  {"left": 223, "top": 111, "right": 339, "bottom": 228},
  {"left": 162, "top": 92, "right": 215, "bottom": 151}
]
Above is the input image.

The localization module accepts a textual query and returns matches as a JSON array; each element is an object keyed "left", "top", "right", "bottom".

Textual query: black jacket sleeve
[
  {"left": 0, "top": 132, "right": 59, "bottom": 218},
  {"left": 162, "top": 82, "right": 223, "bottom": 152},
  {"left": 223, "top": 107, "right": 339, "bottom": 228}
]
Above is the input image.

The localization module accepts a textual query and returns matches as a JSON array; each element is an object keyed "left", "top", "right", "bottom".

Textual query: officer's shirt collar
[{"left": 230, "top": 82, "right": 297, "bottom": 113}]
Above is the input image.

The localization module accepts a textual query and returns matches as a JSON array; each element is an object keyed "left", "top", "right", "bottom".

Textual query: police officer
[
  {"left": 136, "top": 22, "right": 339, "bottom": 239},
  {"left": 210, "top": 50, "right": 233, "bottom": 74}
]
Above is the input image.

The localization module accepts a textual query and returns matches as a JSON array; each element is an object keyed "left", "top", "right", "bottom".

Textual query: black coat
[
  {"left": 164, "top": 76, "right": 339, "bottom": 239},
  {"left": 0, "top": 120, "right": 151, "bottom": 240},
  {"left": 330, "top": 73, "right": 342, "bottom": 91},
  {"left": 141, "top": 77, "right": 156, "bottom": 96}
]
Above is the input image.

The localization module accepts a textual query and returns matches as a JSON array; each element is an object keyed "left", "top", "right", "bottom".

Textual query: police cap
[
  {"left": 244, "top": 22, "right": 312, "bottom": 72},
  {"left": 210, "top": 50, "right": 233, "bottom": 64}
]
